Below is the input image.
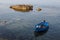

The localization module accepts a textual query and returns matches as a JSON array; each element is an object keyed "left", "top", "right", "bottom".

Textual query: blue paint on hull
[{"left": 35, "top": 22, "right": 49, "bottom": 32}]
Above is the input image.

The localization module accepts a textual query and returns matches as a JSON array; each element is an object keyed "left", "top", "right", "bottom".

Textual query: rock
[
  {"left": 10, "top": 4, "right": 33, "bottom": 12},
  {"left": 36, "top": 8, "right": 42, "bottom": 11}
]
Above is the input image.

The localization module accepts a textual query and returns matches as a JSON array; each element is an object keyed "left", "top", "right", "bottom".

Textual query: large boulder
[{"left": 10, "top": 5, "right": 33, "bottom": 12}]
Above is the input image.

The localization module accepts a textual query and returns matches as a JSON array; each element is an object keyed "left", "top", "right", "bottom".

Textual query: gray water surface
[{"left": 0, "top": 4, "right": 60, "bottom": 40}]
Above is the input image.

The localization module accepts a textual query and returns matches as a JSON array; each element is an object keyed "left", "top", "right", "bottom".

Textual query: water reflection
[
  {"left": 13, "top": 9, "right": 32, "bottom": 12},
  {"left": 34, "top": 29, "right": 49, "bottom": 37}
]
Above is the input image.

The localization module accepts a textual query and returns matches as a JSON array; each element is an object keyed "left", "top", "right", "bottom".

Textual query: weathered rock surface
[
  {"left": 10, "top": 5, "right": 33, "bottom": 12},
  {"left": 36, "top": 8, "right": 42, "bottom": 11}
]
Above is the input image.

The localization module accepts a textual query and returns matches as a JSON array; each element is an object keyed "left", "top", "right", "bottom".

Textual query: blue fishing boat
[{"left": 35, "top": 20, "right": 49, "bottom": 32}]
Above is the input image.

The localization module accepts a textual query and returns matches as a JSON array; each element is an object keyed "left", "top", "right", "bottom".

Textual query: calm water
[{"left": 0, "top": 4, "right": 60, "bottom": 40}]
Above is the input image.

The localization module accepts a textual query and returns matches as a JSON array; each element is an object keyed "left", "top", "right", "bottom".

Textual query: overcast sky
[{"left": 0, "top": 0, "right": 60, "bottom": 6}]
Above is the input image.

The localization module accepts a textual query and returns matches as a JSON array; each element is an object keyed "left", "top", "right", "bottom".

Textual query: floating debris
[
  {"left": 10, "top": 4, "right": 33, "bottom": 12},
  {"left": 0, "top": 21, "right": 7, "bottom": 26},
  {"left": 0, "top": 20, "right": 12, "bottom": 26}
]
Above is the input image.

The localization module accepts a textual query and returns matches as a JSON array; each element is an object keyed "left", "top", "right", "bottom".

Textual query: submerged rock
[{"left": 10, "top": 4, "right": 33, "bottom": 12}]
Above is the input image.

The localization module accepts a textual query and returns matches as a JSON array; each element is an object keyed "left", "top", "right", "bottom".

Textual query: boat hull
[{"left": 35, "top": 22, "right": 49, "bottom": 32}]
